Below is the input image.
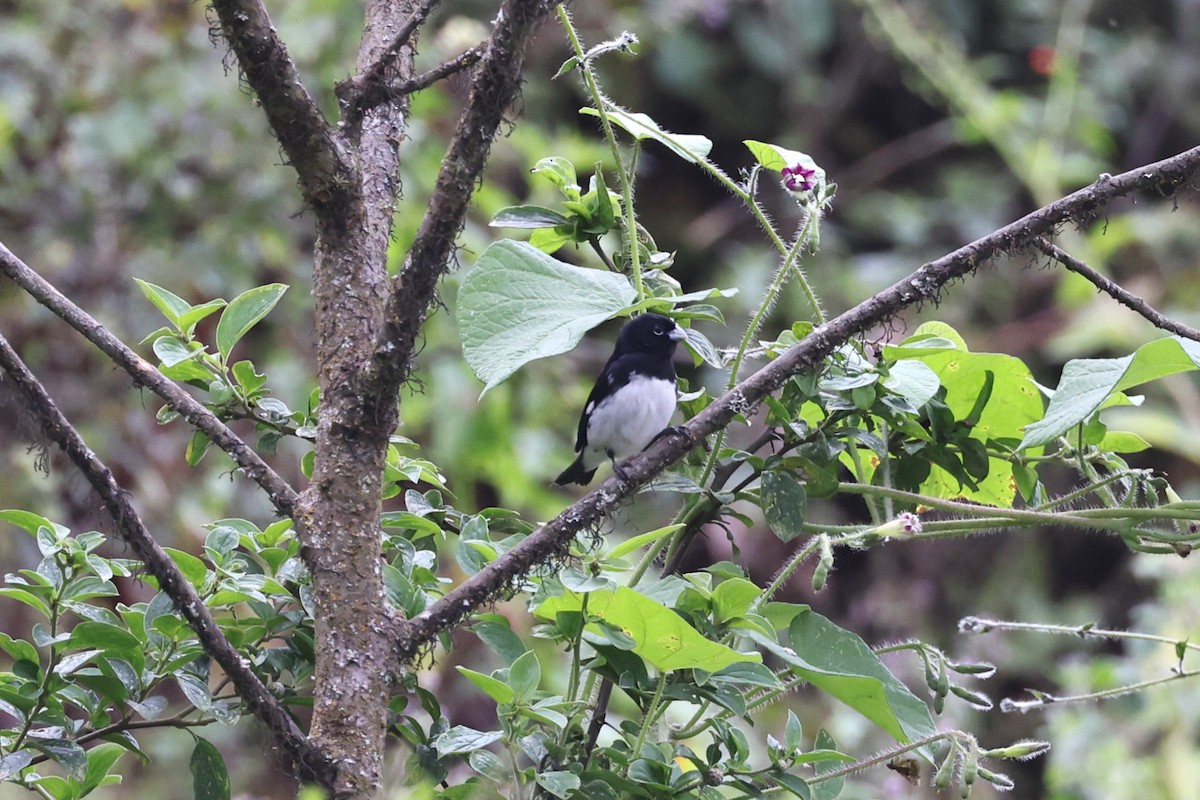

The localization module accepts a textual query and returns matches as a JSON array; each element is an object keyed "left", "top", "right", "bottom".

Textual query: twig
[
  {"left": 1033, "top": 236, "right": 1200, "bottom": 342},
  {"left": 0, "top": 242, "right": 300, "bottom": 518},
  {"left": 0, "top": 333, "right": 334, "bottom": 786},
  {"left": 209, "top": 0, "right": 352, "bottom": 207},
  {"left": 338, "top": 0, "right": 472, "bottom": 124},
  {"left": 379, "top": 0, "right": 556, "bottom": 389},
  {"left": 392, "top": 45, "right": 486, "bottom": 96},
  {"left": 393, "top": 144, "right": 1200, "bottom": 665}
]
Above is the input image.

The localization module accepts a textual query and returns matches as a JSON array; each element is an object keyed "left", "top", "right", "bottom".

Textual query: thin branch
[
  {"left": 378, "top": 0, "right": 557, "bottom": 390},
  {"left": 0, "top": 242, "right": 300, "bottom": 518},
  {"left": 209, "top": 0, "right": 352, "bottom": 208},
  {"left": 392, "top": 44, "right": 486, "bottom": 96},
  {"left": 1032, "top": 236, "right": 1200, "bottom": 341},
  {"left": 337, "top": 0, "right": 458, "bottom": 125},
  {"left": 393, "top": 144, "right": 1200, "bottom": 665},
  {"left": 0, "top": 333, "right": 335, "bottom": 786}
]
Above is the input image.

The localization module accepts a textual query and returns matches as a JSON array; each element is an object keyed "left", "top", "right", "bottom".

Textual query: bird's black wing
[{"left": 573, "top": 352, "right": 676, "bottom": 452}]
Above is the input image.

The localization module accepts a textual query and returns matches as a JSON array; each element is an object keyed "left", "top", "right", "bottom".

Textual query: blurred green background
[{"left": 2, "top": 0, "right": 1200, "bottom": 797}]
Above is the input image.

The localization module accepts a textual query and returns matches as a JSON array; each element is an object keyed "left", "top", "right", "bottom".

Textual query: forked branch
[{"left": 393, "top": 143, "right": 1200, "bottom": 664}]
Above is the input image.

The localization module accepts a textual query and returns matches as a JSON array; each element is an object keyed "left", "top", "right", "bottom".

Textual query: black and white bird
[{"left": 554, "top": 313, "right": 686, "bottom": 486}]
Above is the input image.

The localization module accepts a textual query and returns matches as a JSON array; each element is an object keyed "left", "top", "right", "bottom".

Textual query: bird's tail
[{"left": 554, "top": 454, "right": 597, "bottom": 486}]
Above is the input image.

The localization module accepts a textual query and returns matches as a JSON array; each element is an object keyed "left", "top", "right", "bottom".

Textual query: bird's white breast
[{"left": 582, "top": 374, "right": 677, "bottom": 469}]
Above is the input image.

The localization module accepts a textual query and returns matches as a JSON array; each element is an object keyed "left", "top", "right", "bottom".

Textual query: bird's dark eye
[{"left": 654, "top": 326, "right": 665, "bottom": 335}]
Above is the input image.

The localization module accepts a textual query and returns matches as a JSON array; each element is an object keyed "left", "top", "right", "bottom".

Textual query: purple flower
[{"left": 782, "top": 163, "right": 817, "bottom": 192}]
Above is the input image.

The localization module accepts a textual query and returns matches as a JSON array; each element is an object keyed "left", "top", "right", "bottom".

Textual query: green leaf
[
  {"left": 810, "top": 730, "right": 844, "bottom": 800},
  {"left": 1097, "top": 430, "right": 1151, "bottom": 454},
  {"left": 68, "top": 621, "right": 146, "bottom": 675},
  {"left": 175, "top": 299, "right": 227, "bottom": 338},
  {"left": 231, "top": 360, "right": 267, "bottom": 394},
  {"left": 490, "top": 205, "right": 572, "bottom": 229},
  {"left": 581, "top": 107, "right": 713, "bottom": 163},
  {"left": 0, "top": 632, "right": 40, "bottom": 665},
  {"left": 81, "top": 741, "right": 127, "bottom": 795},
  {"left": 0, "top": 509, "right": 67, "bottom": 538},
  {"left": 186, "top": 430, "right": 212, "bottom": 466},
  {"left": 214, "top": 283, "right": 288, "bottom": 363},
  {"left": 434, "top": 725, "right": 503, "bottom": 756},
  {"left": 456, "top": 240, "right": 637, "bottom": 395},
  {"left": 761, "top": 471, "right": 808, "bottom": 542},
  {"left": 134, "top": 278, "right": 190, "bottom": 328},
  {"left": 771, "top": 771, "right": 811, "bottom": 799},
  {"left": 152, "top": 336, "right": 203, "bottom": 368},
  {"left": 535, "top": 587, "right": 759, "bottom": 672},
  {"left": 1020, "top": 336, "right": 1200, "bottom": 449},
  {"left": 508, "top": 650, "right": 541, "bottom": 703},
  {"left": 190, "top": 737, "right": 231, "bottom": 800},
  {"left": 0, "top": 587, "right": 52, "bottom": 617},
  {"left": 164, "top": 549, "right": 209, "bottom": 587},
  {"left": 608, "top": 524, "right": 685, "bottom": 560},
  {"left": 530, "top": 157, "right": 580, "bottom": 198},
  {"left": 911, "top": 340, "right": 1042, "bottom": 506},
  {"left": 0, "top": 750, "right": 33, "bottom": 781},
  {"left": 456, "top": 667, "right": 515, "bottom": 705},
  {"left": 746, "top": 611, "right": 935, "bottom": 744},
  {"left": 711, "top": 578, "right": 762, "bottom": 623},
  {"left": 472, "top": 617, "right": 529, "bottom": 664},
  {"left": 28, "top": 739, "right": 87, "bottom": 780},
  {"left": 883, "top": 360, "right": 940, "bottom": 408},
  {"left": 536, "top": 771, "right": 581, "bottom": 799}
]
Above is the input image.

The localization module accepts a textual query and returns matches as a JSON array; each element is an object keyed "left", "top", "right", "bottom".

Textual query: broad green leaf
[
  {"left": 0, "top": 587, "right": 52, "bottom": 617},
  {"left": 711, "top": 578, "right": 762, "bottom": 623},
  {"left": 608, "top": 524, "right": 684, "bottom": 561},
  {"left": 186, "top": 430, "right": 212, "bottom": 466},
  {"left": 1096, "top": 430, "right": 1151, "bottom": 454},
  {"left": 472, "top": 616, "right": 529, "bottom": 664},
  {"left": 0, "top": 509, "right": 68, "bottom": 538},
  {"left": 152, "top": 336, "right": 203, "bottom": 368},
  {"left": 28, "top": 739, "right": 87, "bottom": 780},
  {"left": 883, "top": 360, "right": 940, "bottom": 408},
  {"left": 536, "top": 771, "right": 581, "bottom": 799},
  {"left": 68, "top": 621, "right": 145, "bottom": 675},
  {"left": 456, "top": 240, "right": 637, "bottom": 395},
  {"left": 215, "top": 283, "right": 288, "bottom": 362},
  {"left": 581, "top": 107, "right": 713, "bottom": 163},
  {"left": 490, "top": 205, "right": 572, "bottom": 228},
  {"left": 163, "top": 548, "right": 209, "bottom": 586},
  {"left": 761, "top": 471, "right": 807, "bottom": 542},
  {"left": 508, "top": 650, "right": 541, "bottom": 703},
  {"left": 535, "top": 587, "right": 759, "bottom": 672},
  {"left": 134, "top": 278, "right": 190, "bottom": 328},
  {"left": 456, "top": 667, "right": 515, "bottom": 705},
  {"left": 0, "top": 632, "right": 40, "bottom": 665},
  {"left": 434, "top": 725, "right": 503, "bottom": 756},
  {"left": 0, "top": 750, "right": 33, "bottom": 781},
  {"left": 190, "top": 737, "right": 230, "bottom": 800},
  {"left": 176, "top": 299, "right": 227, "bottom": 338},
  {"left": 231, "top": 360, "right": 267, "bottom": 394},
  {"left": 756, "top": 611, "right": 935, "bottom": 743},
  {"left": 810, "top": 730, "right": 844, "bottom": 800},
  {"left": 530, "top": 157, "right": 580, "bottom": 197},
  {"left": 81, "top": 742, "right": 127, "bottom": 795},
  {"left": 912, "top": 340, "right": 1042, "bottom": 506},
  {"left": 469, "top": 749, "right": 509, "bottom": 782},
  {"left": 1020, "top": 336, "right": 1200, "bottom": 449}
]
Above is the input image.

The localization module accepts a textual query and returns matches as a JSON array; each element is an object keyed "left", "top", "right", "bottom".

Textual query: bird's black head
[{"left": 613, "top": 313, "right": 686, "bottom": 358}]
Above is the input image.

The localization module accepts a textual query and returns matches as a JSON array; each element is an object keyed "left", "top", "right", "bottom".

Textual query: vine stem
[
  {"left": 626, "top": 671, "right": 668, "bottom": 778},
  {"left": 961, "top": 617, "right": 1200, "bottom": 653},
  {"left": 556, "top": 7, "right": 644, "bottom": 301}
]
